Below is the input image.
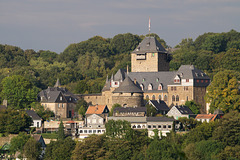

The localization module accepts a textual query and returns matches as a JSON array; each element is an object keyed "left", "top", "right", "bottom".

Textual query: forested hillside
[{"left": 0, "top": 30, "right": 239, "bottom": 99}]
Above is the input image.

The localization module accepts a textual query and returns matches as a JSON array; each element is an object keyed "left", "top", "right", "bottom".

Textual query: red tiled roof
[
  {"left": 86, "top": 105, "right": 107, "bottom": 115},
  {"left": 195, "top": 114, "right": 215, "bottom": 120}
]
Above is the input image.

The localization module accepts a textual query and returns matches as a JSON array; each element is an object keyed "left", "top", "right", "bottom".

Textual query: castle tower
[{"left": 131, "top": 37, "right": 170, "bottom": 72}]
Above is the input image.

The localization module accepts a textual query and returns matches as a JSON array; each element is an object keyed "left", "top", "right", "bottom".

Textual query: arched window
[
  {"left": 186, "top": 96, "right": 188, "bottom": 101},
  {"left": 164, "top": 95, "right": 167, "bottom": 101},
  {"left": 176, "top": 95, "right": 179, "bottom": 101},
  {"left": 158, "top": 84, "right": 162, "bottom": 90},
  {"left": 140, "top": 84, "right": 144, "bottom": 90},
  {"left": 132, "top": 125, "right": 136, "bottom": 128},
  {"left": 158, "top": 95, "right": 161, "bottom": 100},
  {"left": 148, "top": 84, "right": 153, "bottom": 90},
  {"left": 146, "top": 95, "right": 149, "bottom": 100},
  {"left": 172, "top": 95, "right": 175, "bottom": 102},
  {"left": 137, "top": 125, "right": 141, "bottom": 128},
  {"left": 152, "top": 95, "right": 155, "bottom": 100}
]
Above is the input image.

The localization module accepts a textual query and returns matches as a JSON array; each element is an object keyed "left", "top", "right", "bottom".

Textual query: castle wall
[
  {"left": 158, "top": 53, "right": 169, "bottom": 71},
  {"left": 131, "top": 52, "right": 158, "bottom": 72},
  {"left": 42, "top": 103, "right": 68, "bottom": 118},
  {"left": 167, "top": 86, "right": 193, "bottom": 107},
  {"left": 193, "top": 87, "right": 207, "bottom": 113},
  {"left": 143, "top": 92, "right": 168, "bottom": 103},
  {"left": 112, "top": 92, "right": 144, "bottom": 108}
]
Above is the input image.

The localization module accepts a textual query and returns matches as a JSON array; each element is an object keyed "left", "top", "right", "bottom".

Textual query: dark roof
[
  {"left": 25, "top": 110, "right": 41, "bottom": 120},
  {"left": 102, "top": 76, "right": 111, "bottom": 92},
  {"left": 113, "top": 76, "right": 143, "bottom": 93},
  {"left": 128, "top": 71, "right": 176, "bottom": 92},
  {"left": 174, "top": 105, "right": 194, "bottom": 115},
  {"left": 114, "top": 107, "right": 147, "bottom": 113},
  {"left": 38, "top": 87, "right": 78, "bottom": 103},
  {"left": 113, "top": 69, "right": 127, "bottom": 81},
  {"left": 132, "top": 37, "right": 166, "bottom": 54},
  {"left": 213, "top": 109, "right": 224, "bottom": 115},
  {"left": 148, "top": 100, "right": 169, "bottom": 111},
  {"left": 147, "top": 116, "right": 174, "bottom": 122}
]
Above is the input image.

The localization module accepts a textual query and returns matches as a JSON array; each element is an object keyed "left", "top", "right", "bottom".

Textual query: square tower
[{"left": 131, "top": 37, "right": 170, "bottom": 72}]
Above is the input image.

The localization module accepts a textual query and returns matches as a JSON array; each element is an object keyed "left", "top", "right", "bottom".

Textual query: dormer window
[
  {"left": 60, "top": 96, "right": 62, "bottom": 101},
  {"left": 69, "top": 97, "right": 72, "bottom": 101},
  {"left": 156, "top": 78, "right": 159, "bottom": 82},
  {"left": 140, "top": 84, "right": 144, "bottom": 90},
  {"left": 174, "top": 75, "right": 181, "bottom": 83},
  {"left": 158, "top": 84, "right": 163, "bottom": 90},
  {"left": 142, "top": 78, "right": 145, "bottom": 82},
  {"left": 147, "top": 42, "right": 150, "bottom": 46},
  {"left": 148, "top": 84, "right": 153, "bottom": 90},
  {"left": 136, "top": 47, "right": 140, "bottom": 51}
]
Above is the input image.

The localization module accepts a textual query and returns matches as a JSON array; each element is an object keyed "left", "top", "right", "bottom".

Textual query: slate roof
[
  {"left": 102, "top": 76, "right": 111, "bottom": 92},
  {"left": 146, "top": 117, "right": 174, "bottom": 122},
  {"left": 113, "top": 76, "right": 143, "bottom": 93},
  {"left": 113, "top": 69, "right": 127, "bottom": 81},
  {"left": 174, "top": 105, "right": 194, "bottom": 115},
  {"left": 148, "top": 100, "right": 170, "bottom": 111},
  {"left": 38, "top": 87, "right": 78, "bottom": 103},
  {"left": 25, "top": 110, "right": 41, "bottom": 120},
  {"left": 132, "top": 37, "right": 166, "bottom": 54},
  {"left": 128, "top": 71, "right": 176, "bottom": 92},
  {"left": 86, "top": 105, "right": 109, "bottom": 115},
  {"left": 114, "top": 107, "right": 147, "bottom": 113},
  {"left": 108, "top": 116, "right": 147, "bottom": 123}
]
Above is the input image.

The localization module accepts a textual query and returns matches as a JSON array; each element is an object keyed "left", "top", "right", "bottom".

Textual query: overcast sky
[{"left": 1, "top": 0, "right": 240, "bottom": 53}]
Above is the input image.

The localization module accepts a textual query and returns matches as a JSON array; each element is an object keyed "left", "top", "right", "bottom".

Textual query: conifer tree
[{"left": 58, "top": 121, "right": 65, "bottom": 140}]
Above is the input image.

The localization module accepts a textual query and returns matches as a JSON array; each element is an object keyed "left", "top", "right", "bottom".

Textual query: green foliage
[
  {"left": 205, "top": 70, "right": 240, "bottom": 113},
  {"left": 0, "top": 75, "right": 40, "bottom": 109},
  {"left": 105, "top": 120, "right": 134, "bottom": 140},
  {"left": 185, "top": 100, "right": 200, "bottom": 114},
  {"left": 57, "top": 121, "right": 65, "bottom": 140},
  {"left": 178, "top": 117, "right": 201, "bottom": 131},
  {"left": 146, "top": 104, "right": 157, "bottom": 117},
  {"left": 0, "top": 109, "right": 32, "bottom": 134},
  {"left": 23, "top": 137, "right": 41, "bottom": 160},
  {"left": 9, "top": 132, "right": 30, "bottom": 155},
  {"left": 44, "top": 137, "right": 76, "bottom": 160},
  {"left": 109, "top": 103, "right": 121, "bottom": 116},
  {"left": 41, "top": 133, "right": 58, "bottom": 139},
  {"left": 218, "top": 145, "right": 240, "bottom": 160},
  {"left": 212, "top": 110, "right": 240, "bottom": 146},
  {"left": 72, "top": 135, "right": 106, "bottom": 160}
]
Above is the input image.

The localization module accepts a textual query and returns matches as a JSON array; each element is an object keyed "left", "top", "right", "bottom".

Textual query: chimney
[
  {"left": 127, "top": 65, "right": 129, "bottom": 75},
  {"left": 134, "top": 78, "right": 136, "bottom": 84}
]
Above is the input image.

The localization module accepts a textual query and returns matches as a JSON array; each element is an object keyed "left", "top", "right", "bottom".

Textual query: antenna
[{"left": 148, "top": 17, "right": 151, "bottom": 35}]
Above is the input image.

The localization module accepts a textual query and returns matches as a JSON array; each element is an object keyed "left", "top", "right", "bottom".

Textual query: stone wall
[
  {"left": 167, "top": 86, "right": 193, "bottom": 106},
  {"left": 158, "top": 53, "right": 169, "bottom": 71},
  {"left": 193, "top": 87, "right": 207, "bottom": 113},
  {"left": 112, "top": 92, "right": 144, "bottom": 108}
]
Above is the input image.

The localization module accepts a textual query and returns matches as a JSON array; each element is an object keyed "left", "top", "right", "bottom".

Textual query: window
[
  {"left": 89, "top": 130, "right": 92, "bottom": 133},
  {"left": 156, "top": 78, "right": 159, "bottom": 82},
  {"left": 62, "top": 104, "right": 64, "bottom": 108},
  {"left": 148, "top": 84, "right": 152, "bottom": 90},
  {"left": 171, "top": 87, "right": 173, "bottom": 91},
  {"left": 142, "top": 78, "right": 145, "bottom": 82},
  {"left": 152, "top": 95, "right": 155, "bottom": 100},
  {"left": 79, "top": 130, "right": 83, "bottom": 133},
  {"left": 93, "top": 130, "right": 96, "bottom": 133},
  {"left": 148, "top": 125, "right": 151, "bottom": 128},
  {"left": 164, "top": 95, "right": 167, "bottom": 101},
  {"left": 174, "top": 87, "right": 177, "bottom": 91},
  {"left": 201, "top": 80, "right": 204, "bottom": 83},
  {"left": 153, "top": 125, "right": 156, "bottom": 128},
  {"left": 140, "top": 84, "right": 144, "bottom": 90},
  {"left": 146, "top": 95, "right": 149, "bottom": 100},
  {"left": 196, "top": 80, "right": 199, "bottom": 83},
  {"left": 60, "top": 96, "right": 62, "bottom": 101},
  {"left": 168, "top": 125, "right": 171, "bottom": 128},
  {"left": 97, "top": 130, "right": 101, "bottom": 133},
  {"left": 163, "top": 125, "right": 166, "bottom": 128},
  {"left": 176, "top": 95, "right": 179, "bottom": 101},
  {"left": 115, "top": 82, "right": 118, "bottom": 85},
  {"left": 137, "top": 125, "right": 141, "bottom": 128},
  {"left": 37, "top": 122, "right": 39, "bottom": 128},
  {"left": 205, "top": 80, "right": 208, "bottom": 83},
  {"left": 84, "top": 130, "right": 87, "bottom": 133},
  {"left": 186, "top": 96, "right": 188, "bottom": 101},
  {"left": 186, "top": 79, "right": 189, "bottom": 82},
  {"left": 58, "top": 104, "right": 60, "bottom": 108},
  {"left": 158, "top": 84, "right": 162, "bottom": 90},
  {"left": 152, "top": 53, "right": 155, "bottom": 56},
  {"left": 92, "top": 119, "right": 96, "bottom": 124},
  {"left": 158, "top": 95, "right": 161, "bottom": 100},
  {"left": 172, "top": 95, "right": 175, "bottom": 102},
  {"left": 184, "top": 86, "right": 188, "bottom": 91},
  {"left": 158, "top": 125, "right": 161, "bottom": 128},
  {"left": 133, "top": 125, "right": 136, "bottom": 128}
]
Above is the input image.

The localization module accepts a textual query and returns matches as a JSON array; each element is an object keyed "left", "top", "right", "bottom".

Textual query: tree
[
  {"left": 185, "top": 101, "right": 200, "bottom": 114},
  {"left": 72, "top": 135, "right": 106, "bottom": 160},
  {"left": 109, "top": 103, "right": 121, "bottom": 116},
  {"left": 44, "top": 137, "right": 76, "bottom": 160},
  {"left": 23, "top": 137, "right": 41, "bottom": 160},
  {"left": 0, "top": 109, "right": 32, "bottom": 134},
  {"left": 0, "top": 75, "right": 40, "bottom": 109},
  {"left": 205, "top": 70, "right": 240, "bottom": 113},
  {"left": 57, "top": 121, "right": 65, "bottom": 140},
  {"left": 146, "top": 104, "right": 157, "bottom": 117},
  {"left": 9, "top": 132, "right": 30, "bottom": 157}
]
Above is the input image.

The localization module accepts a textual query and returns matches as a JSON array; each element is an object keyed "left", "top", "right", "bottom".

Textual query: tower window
[
  {"left": 164, "top": 95, "right": 167, "bottom": 101},
  {"left": 176, "top": 95, "right": 179, "bottom": 101},
  {"left": 172, "top": 95, "right": 175, "bottom": 102}
]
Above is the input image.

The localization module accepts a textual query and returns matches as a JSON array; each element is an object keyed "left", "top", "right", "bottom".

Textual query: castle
[{"left": 79, "top": 36, "right": 210, "bottom": 113}]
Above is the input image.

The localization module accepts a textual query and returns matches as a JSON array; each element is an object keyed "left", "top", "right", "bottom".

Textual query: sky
[{"left": 1, "top": 0, "right": 240, "bottom": 54}]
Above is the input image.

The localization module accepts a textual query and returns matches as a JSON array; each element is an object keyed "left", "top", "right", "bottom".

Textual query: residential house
[
  {"left": 25, "top": 110, "right": 42, "bottom": 128},
  {"left": 195, "top": 114, "right": 220, "bottom": 123},
  {"left": 77, "top": 105, "right": 109, "bottom": 139},
  {"left": 147, "top": 100, "right": 170, "bottom": 115},
  {"left": 38, "top": 79, "right": 78, "bottom": 119},
  {"left": 113, "top": 106, "right": 147, "bottom": 117},
  {"left": 147, "top": 117, "right": 174, "bottom": 137},
  {"left": 167, "top": 105, "right": 194, "bottom": 120}
]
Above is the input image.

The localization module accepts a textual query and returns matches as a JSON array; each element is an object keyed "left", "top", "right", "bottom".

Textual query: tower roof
[
  {"left": 132, "top": 37, "right": 166, "bottom": 54},
  {"left": 113, "top": 76, "right": 143, "bottom": 93},
  {"left": 54, "top": 79, "right": 61, "bottom": 87}
]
